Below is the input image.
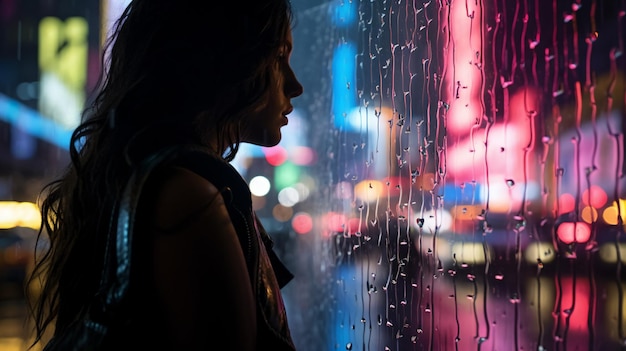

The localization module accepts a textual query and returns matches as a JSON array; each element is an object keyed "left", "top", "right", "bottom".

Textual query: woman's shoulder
[{"left": 146, "top": 165, "right": 225, "bottom": 234}]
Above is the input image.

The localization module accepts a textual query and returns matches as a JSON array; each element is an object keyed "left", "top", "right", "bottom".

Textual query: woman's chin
[{"left": 246, "top": 133, "right": 282, "bottom": 148}]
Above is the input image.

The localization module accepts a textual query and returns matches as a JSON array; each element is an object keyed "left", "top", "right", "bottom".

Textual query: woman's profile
[{"left": 26, "top": 0, "right": 304, "bottom": 350}]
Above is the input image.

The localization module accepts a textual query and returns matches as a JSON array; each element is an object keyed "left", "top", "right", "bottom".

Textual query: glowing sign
[{"left": 38, "top": 16, "right": 88, "bottom": 129}]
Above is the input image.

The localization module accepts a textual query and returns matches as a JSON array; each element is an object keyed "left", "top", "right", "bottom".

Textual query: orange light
[
  {"left": 450, "top": 205, "right": 483, "bottom": 221},
  {"left": 416, "top": 173, "right": 436, "bottom": 191},
  {"left": 354, "top": 180, "right": 384, "bottom": 202},
  {"left": 602, "top": 200, "right": 626, "bottom": 225},
  {"left": 581, "top": 206, "right": 598, "bottom": 223},
  {"left": 272, "top": 204, "right": 293, "bottom": 222},
  {"left": 0, "top": 201, "right": 41, "bottom": 230}
]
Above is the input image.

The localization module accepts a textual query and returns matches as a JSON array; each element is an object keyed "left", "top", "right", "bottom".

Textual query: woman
[{"left": 26, "top": 0, "right": 304, "bottom": 349}]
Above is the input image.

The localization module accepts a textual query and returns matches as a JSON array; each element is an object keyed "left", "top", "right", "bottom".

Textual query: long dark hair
[{"left": 26, "top": 0, "right": 294, "bottom": 346}]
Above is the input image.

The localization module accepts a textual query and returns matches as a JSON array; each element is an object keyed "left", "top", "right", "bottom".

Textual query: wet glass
[{"left": 285, "top": 0, "right": 625, "bottom": 350}]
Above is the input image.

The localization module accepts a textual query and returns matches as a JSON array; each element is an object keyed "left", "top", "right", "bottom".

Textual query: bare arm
[{"left": 147, "top": 167, "right": 256, "bottom": 350}]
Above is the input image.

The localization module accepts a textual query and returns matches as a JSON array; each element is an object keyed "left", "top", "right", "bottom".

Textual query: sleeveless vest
[{"left": 171, "top": 149, "right": 296, "bottom": 350}]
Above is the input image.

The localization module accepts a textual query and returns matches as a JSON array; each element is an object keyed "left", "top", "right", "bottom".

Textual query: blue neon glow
[
  {"left": 0, "top": 93, "right": 72, "bottom": 150},
  {"left": 442, "top": 183, "right": 483, "bottom": 204},
  {"left": 331, "top": 0, "right": 357, "bottom": 27},
  {"left": 332, "top": 42, "right": 357, "bottom": 130}
]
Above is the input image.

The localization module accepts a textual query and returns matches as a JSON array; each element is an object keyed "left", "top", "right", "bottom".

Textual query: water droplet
[
  {"left": 563, "top": 13, "right": 574, "bottom": 22},
  {"left": 506, "top": 179, "right": 515, "bottom": 187},
  {"left": 500, "top": 78, "right": 513, "bottom": 88},
  {"left": 417, "top": 218, "right": 424, "bottom": 227},
  {"left": 476, "top": 209, "right": 486, "bottom": 220},
  {"left": 346, "top": 342, "right": 353, "bottom": 350},
  {"left": 586, "top": 241, "right": 599, "bottom": 251}
]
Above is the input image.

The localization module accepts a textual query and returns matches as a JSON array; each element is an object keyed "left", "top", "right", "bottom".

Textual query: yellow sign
[{"left": 38, "top": 16, "right": 88, "bottom": 129}]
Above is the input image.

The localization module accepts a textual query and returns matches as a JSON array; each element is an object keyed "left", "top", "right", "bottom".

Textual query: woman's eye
[{"left": 277, "top": 45, "right": 290, "bottom": 61}]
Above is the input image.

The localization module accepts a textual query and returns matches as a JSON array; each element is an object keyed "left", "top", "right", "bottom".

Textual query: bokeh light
[
  {"left": 556, "top": 222, "right": 591, "bottom": 244},
  {"left": 582, "top": 185, "right": 608, "bottom": 209},
  {"left": 292, "top": 212, "right": 313, "bottom": 235},
  {"left": 249, "top": 175, "right": 271, "bottom": 197},
  {"left": 277, "top": 187, "right": 300, "bottom": 207}
]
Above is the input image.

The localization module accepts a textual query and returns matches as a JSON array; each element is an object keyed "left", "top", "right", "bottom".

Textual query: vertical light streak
[{"left": 584, "top": 3, "right": 599, "bottom": 348}]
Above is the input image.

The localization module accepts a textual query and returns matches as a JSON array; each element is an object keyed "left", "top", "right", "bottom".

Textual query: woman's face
[{"left": 240, "top": 28, "right": 304, "bottom": 147}]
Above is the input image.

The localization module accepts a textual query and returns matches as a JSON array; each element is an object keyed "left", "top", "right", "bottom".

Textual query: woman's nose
[{"left": 286, "top": 68, "right": 304, "bottom": 98}]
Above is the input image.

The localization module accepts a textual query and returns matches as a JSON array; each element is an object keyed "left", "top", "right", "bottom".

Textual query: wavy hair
[{"left": 26, "top": 0, "right": 294, "bottom": 346}]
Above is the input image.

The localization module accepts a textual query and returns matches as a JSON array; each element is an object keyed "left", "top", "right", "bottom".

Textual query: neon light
[
  {"left": 331, "top": 0, "right": 356, "bottom": 28},
  {"left": 0, "top": 93, "right": 72, "bottom": 150},
  {"left": 38, "top": 16, "right": 88, "bottom": 129},
  {"left": 332, "top": 42, "right": 357, "bottom": 129}
]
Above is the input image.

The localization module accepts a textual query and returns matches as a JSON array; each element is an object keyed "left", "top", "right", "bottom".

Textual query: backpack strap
[{"left": 105, "top": 146, "right": 182, "bottom": 305}]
